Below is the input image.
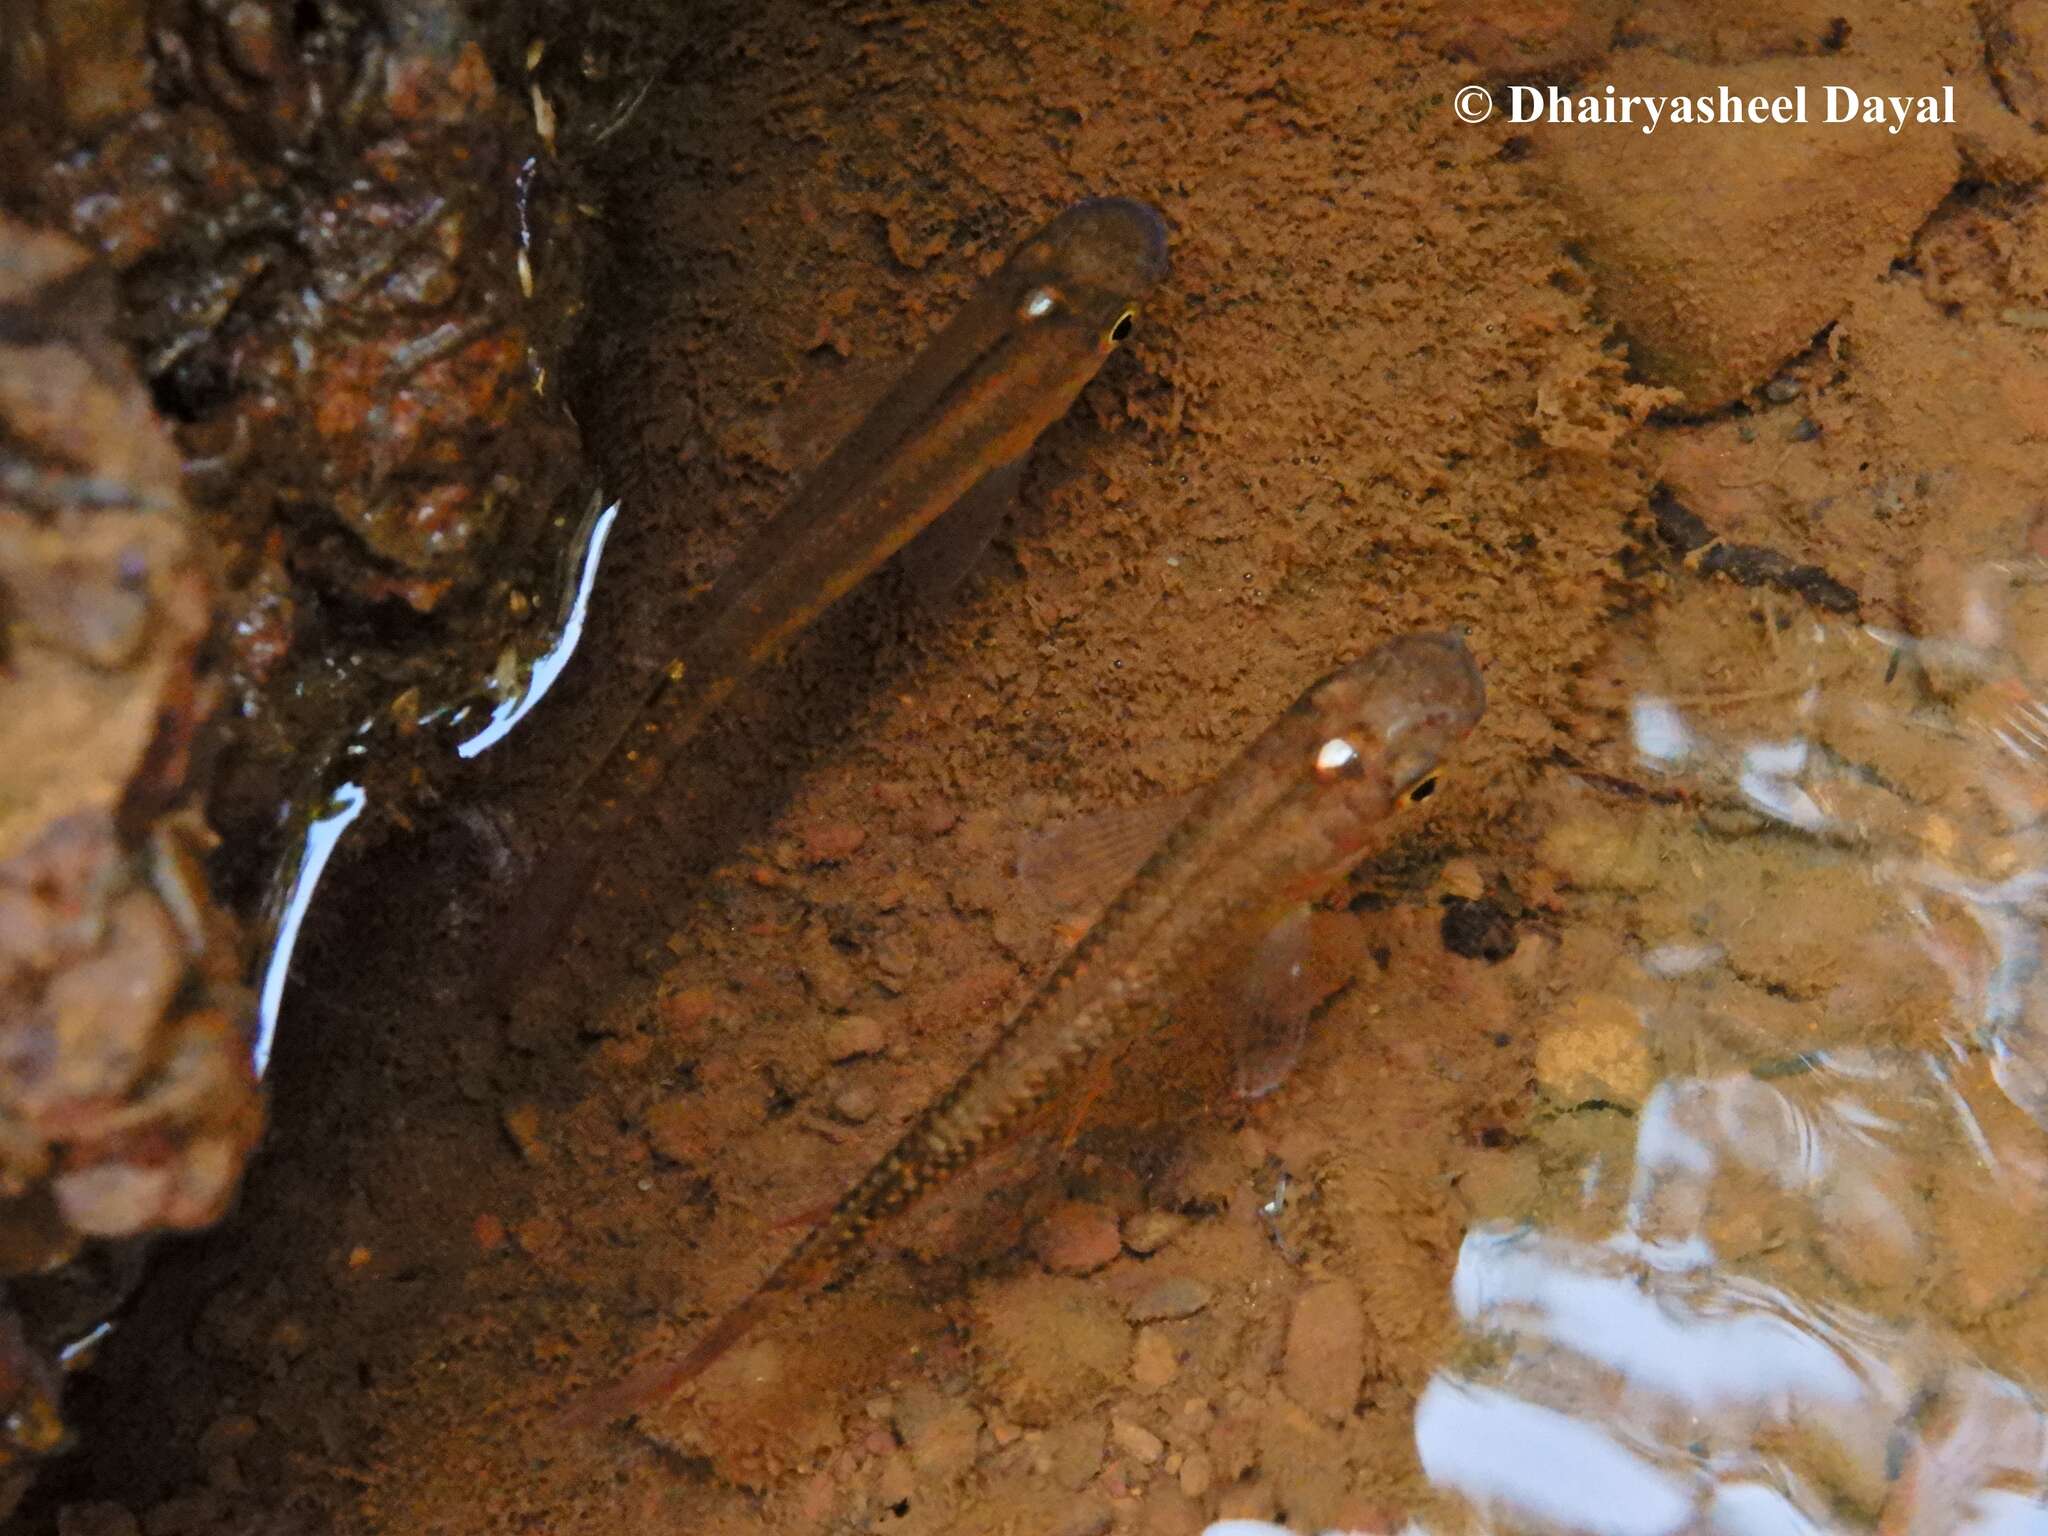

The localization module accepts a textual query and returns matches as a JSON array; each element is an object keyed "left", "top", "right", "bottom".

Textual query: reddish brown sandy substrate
[{"left": 26, "top": 0, "right": 2048, "bottom": 1531}]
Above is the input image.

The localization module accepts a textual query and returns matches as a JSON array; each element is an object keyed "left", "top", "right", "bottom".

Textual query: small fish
[
  {"left": 495, "top": 198, "right": 1170, "bottom": 986},
  {"left": 562, "top": 631, "right": 1486, "bottom": 1425}
]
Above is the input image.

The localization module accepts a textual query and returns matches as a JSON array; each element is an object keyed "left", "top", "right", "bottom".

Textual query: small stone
[
  {"left": 795, "top": 1471, "right": 836, "bottom": 1524},
  {"left": 1535, "top": 993, "right": 1654, "bottom": 1108},
  {"left": 803, "top": 947, "right": 862, "bottom": 1010},
  {"left": 1131, "top": 1327, "right": 1179, "bottom": 1390},
  {"left": 472, "top": 1213, "right": 506, "bottom": 1251},
  {"left": 802, "top": 820, "right": 867, "bottom": 864},
  {"left": 1128, "top": 1277, "right": 1212, "bottom": 1323},
  {"left": 1177, "top": 1451, "right": 1214, "bottom": 1499},
  {"left": 656, "top": 986, "right": 719, "bottom": 1033},
  {"left": 513, "top": 1216, "right": 563, "bottom": 1262},
  {"left": 874, "top": 1451, "right": 915, "bottom": 1507},
  {"left": 1034, "top": 1201, "right": 1124, "bottom": 1275},
  {"left": 500, "top": 1103, "right": 545, "bottom": 1163},
  {"left": 919, "top": 801, "right": 959, "bottom": 836},
  {"left": 824, "top": 1015, "right": 887, "bottom": 1061},
  {"left": 832, "top": 1085, "right": 878, "bottom": 1124},
  {"left": 642, "top": 1098, "right": 703, "bottom": 1164},
  {"left": 893, "top": 1384, "right": 981, "bottom": 1480},
  {"left": 1281, "top": 1280, "right": 1367, "bottom": 1422},
  {"left": 1440, "top": 898, "right": 1518, "bottom": 963},
  {"left": 1763, "top": 375, "right": 1803, "bottom": 403},
  {"left": 1111, "top": 1418, "right": 1164, "bottom": 1464},
  {"left": 976, "top": 1277, "right": 1127, "bottom": 1427},
  {"left": 1041, "top": 1416, "right": 1108, "bottom": 1489},
  {"left": 1120, "top": 1210, "right": 1186, "bottom": 1256},
  {"left": 1533, "top": 54, "right": 1957, "bottom": 407},
  {"left": 1436, "top": 857, "right": 1486, "bottom": 900}
]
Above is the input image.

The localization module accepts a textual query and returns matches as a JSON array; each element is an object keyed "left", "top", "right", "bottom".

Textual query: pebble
[
  {"left": 1112, "top": 1418, "right": 1165, "bottom": 1464},
  {"left": 1034, "top": 1200, "right": 1124, "bottom": 1275},
  {"left": 801, "top": 820, "right": 867, "bottom": 864},
  {"left": 1763, "top": 375, "right": 1803, "bottom": 403},
  {"left": 641, "top": 1098, "right": 702, "bottom": 1164},
  {"left": 1128, "top": 1277, "right": 1213, "bottom": 1323},
  {"left": 832, "top": 1085, "right": 878, "bottom": 1124},
  {"left": 1040, "top": 1416, "right": 1108, "bottom": 1489},
  {"left": 1178, "top": 1450, "right": 1214, "bottom": 1499},
  {"left": 1121, "top": 1210, "right": 1187, "bottom": 1256},
  {"left": 874, "top": 1451, "right": 915, "bottom": 1508},
  {"left": 499, "top": 1103, "right": 545, "bottom": 1163},
  {"left": 1436, "top": 857, "right": 1486, "bottom": 900},
  {"left": 1281, "top": 1280, "right": 1366, "bottom": 1423},
  {"left": 656, "top": 986, "right": 719, "bottom": 1033},
  {"left": 893, "top": 1385, "right": 982, "bottom": 1481},
  {"left": 977, "top": 1276, "right": 1127, "bottom": 1426},
  {"left": 824, "top": 1014, "right": 887, "bottom": 1061},
  {"left": 513, "top": 1216, "right": 563, "bottom": 1263},
  {"left": 1131, "top": 1327, "right": 1179, "bottom": 1389},
  {"left": 1439, "top": 898, "right": 1518, "bottom": 963},
  {"left": 472, "top": 1212, "right": 505, "bottom": 1251},
  {"left": 804, "top": 948, "right": 861, "bottom": 1010},
  {"left": 1533, "top": 54, "right": 1957, "bottom": 407},
  {"left": 1534, "top": 992, "right": 1654, "bottom": 1108},
  {"left": 794, "top": 1471, "right": 836, "bottom": 1525}
]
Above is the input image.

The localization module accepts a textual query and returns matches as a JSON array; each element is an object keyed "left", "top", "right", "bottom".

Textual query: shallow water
[
  {"left": 1400, "top": 572, "right": 2048, "bottom": 1535},
  {"left": 26, "top": 4, "right": 2048, "bottom": 1532}
]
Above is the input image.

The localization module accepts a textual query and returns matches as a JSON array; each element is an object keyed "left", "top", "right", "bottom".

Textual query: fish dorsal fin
[
  {"left": 896, "top": 455, "right": 1024, "bottom": 609},
  {"left": 1014, "top": 788, "right": 1206, "bottom": 916}
]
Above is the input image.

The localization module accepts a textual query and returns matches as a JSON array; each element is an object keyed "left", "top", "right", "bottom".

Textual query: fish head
[
  {"left": 1001, "top": 197, "right": 1171, "bottom": 356},
  {"left": 1280, "top": 630, "right": 1487, "bottom": 865}
]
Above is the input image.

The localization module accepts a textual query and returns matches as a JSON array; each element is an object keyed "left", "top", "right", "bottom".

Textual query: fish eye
[
  {"left": 1402, "top": 774, "right": 1440, "bottom": 807},
  {"left": 1107, "top": 309, "right": 1136, "bottom": 344},
  {"left": 1020, "top": 286, "right": 1059, "bottom": 321},
  {"left": 1313, "top": 737, "right": 1362, "bottom": 782}
]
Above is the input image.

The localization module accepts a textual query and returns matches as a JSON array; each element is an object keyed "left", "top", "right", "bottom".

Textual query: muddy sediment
[{"left": 8, "top": 1, "right": 2048, "bottom": 1533}]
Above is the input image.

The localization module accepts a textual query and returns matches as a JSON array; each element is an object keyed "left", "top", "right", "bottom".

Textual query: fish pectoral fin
[
  {"left": 896, "top": 455, "right": 1026, "bottom": 609},
  {"left": 1013, "top": 786, "right": 1207, "bottom": 917},
  {"left": 1213, "top": 906, "right": 1363, "bottom": 1101}
]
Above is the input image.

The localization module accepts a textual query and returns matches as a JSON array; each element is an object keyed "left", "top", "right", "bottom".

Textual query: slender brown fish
[
  {"left": 562, "top": 631, "right": 1486, "bottom": 1425},
  {"left": 498, "top": 198, "right": 1170, "bottom": 981}
]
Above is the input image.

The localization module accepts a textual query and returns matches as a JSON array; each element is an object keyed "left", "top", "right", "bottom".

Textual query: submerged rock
[
  {"left": 1534, "top": 56, "right": 1957, "bottom": 408},
  {"left": 0, "top": 214, "right": 260, "bottom": 1491}
]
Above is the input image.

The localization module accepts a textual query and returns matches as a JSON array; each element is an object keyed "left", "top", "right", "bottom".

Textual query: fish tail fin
[{"left": 555, "top": 1288, "right": 780, "bottom": 1431}]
